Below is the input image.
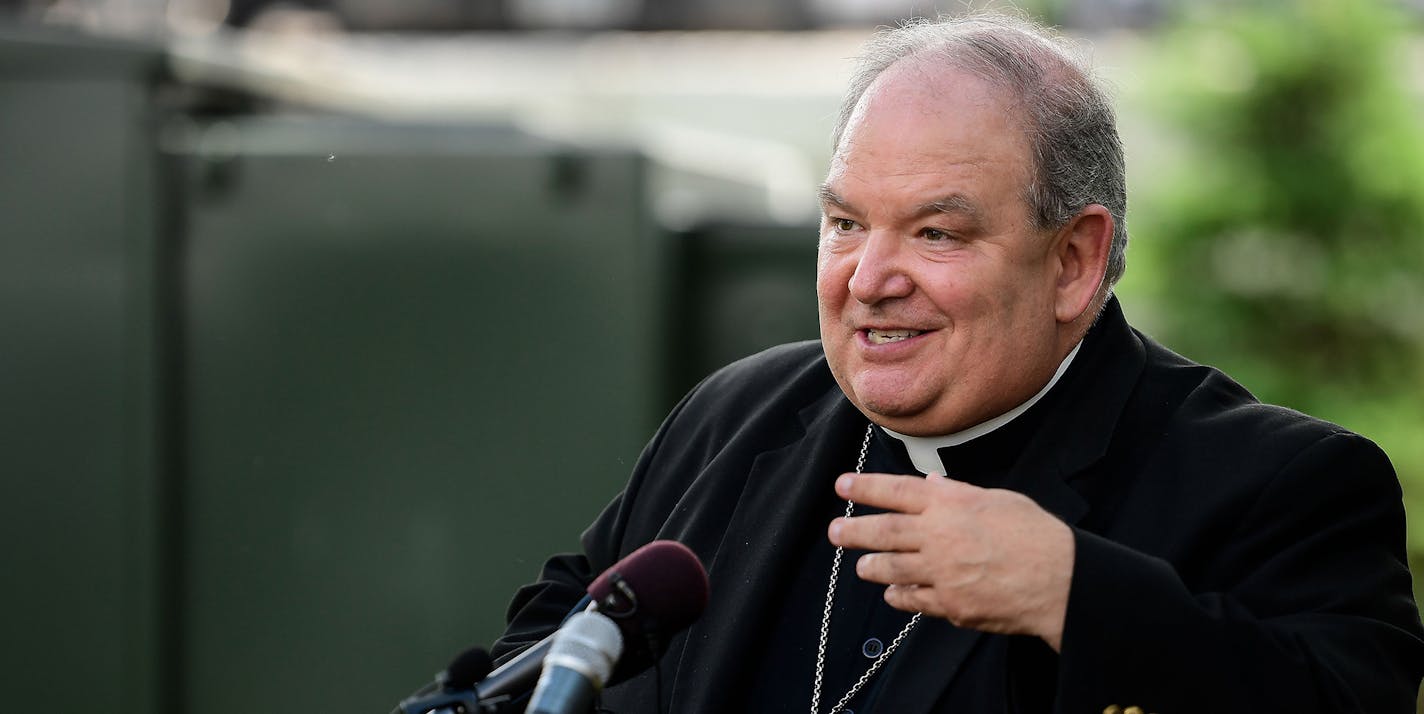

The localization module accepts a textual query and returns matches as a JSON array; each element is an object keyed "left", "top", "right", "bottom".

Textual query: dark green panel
[
  {"left": 176, "top": 118, "right": 660, "bottom": 714},
  {"left": 0, "top": 29, "right": 166, "bottom": 714},
  {"left": 670, "top": 222, "right": 820, "bottom": 397}
]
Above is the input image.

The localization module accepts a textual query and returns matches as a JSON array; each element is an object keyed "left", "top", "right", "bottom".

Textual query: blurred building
[{"left": 6, "top": 0, "right": 1173, "bottom": 32}]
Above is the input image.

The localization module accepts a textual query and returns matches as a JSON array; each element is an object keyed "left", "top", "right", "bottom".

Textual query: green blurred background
[{"left": 3, "top": 0, "right": 1422, "bottom": 712}]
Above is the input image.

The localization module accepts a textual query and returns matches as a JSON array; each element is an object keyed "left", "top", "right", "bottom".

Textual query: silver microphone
[{"left": 527, "top": 609, "right": 624, "bottom": 714}]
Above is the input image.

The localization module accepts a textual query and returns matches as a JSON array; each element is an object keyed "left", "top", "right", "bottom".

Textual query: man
[{"left": 493, "top": 13, "right": 1424, "bottom": 713}]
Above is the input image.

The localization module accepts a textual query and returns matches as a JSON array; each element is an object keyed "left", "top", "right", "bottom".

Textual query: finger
[
  {"left": 854, "top": 551, "right": 928, "bottom": 586},
  {"left": 883, "top": 583, "right": 934, "bottom": 615},
  {"left": 829, "top": 512, "right": 923, "bottom": 552},
  {"left": 835, "top": 472, "right": 933, "bottom": 513}
]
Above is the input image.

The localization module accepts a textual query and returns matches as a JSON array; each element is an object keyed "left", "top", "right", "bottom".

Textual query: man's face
[{"left": 817, "top": 62, "right": 1067, "bottom": 437}]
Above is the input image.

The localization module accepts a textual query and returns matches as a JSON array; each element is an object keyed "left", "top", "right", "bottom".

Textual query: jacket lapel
[
  {"left": 1009, "top": 297, "right": 1145, "bottom": 523},
  {"left": 667, "top": 387, "right": 865, "bottom": 713}
]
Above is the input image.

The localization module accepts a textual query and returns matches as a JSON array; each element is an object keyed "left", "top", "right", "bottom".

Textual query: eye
[
  {"left": 921, "top": 227, "right": 957, "bottom": 242},
  {"left": 831, "top": 217, "right": 860, "bottom": 232}
]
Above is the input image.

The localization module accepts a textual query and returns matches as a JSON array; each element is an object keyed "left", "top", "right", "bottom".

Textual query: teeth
[{"left": 866, "top": 329, "right": 922, "bottom": 344}]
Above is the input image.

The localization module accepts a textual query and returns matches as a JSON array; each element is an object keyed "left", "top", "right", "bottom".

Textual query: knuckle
[
  {"left": 884, "top": 514, "right": 910, "bottom": 539},
  {"left": 889, "top": 477, "right": 917, "bottom": 502},
  {"left": 934, "top": 480, "right": 975, "bottom": 507}
]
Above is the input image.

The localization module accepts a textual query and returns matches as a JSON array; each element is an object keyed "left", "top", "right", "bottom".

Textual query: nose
[{"left": 847, "top": 230, "right": 913, "bottom": 304}]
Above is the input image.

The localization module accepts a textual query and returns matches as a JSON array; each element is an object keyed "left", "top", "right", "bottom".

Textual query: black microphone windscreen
[
  {"left": 587, "top": 540, "right": 709, "bottom": 639},
  {"left": 443, "top": 646, "right": 494, "bottom": 690}
]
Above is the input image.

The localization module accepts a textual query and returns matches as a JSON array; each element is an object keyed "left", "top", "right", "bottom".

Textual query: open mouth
[{"left": 865, "top": 329, "right": 923, "bottom": 345}]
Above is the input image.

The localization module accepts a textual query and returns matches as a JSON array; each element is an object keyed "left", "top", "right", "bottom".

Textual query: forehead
[{"left": 827, "top": 59, "right": 1032, "bottom": 208}]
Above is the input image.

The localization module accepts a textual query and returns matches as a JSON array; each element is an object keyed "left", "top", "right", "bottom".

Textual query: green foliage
[{"left": 1128, "top": 0, "right": 1424, "bottom": 560}]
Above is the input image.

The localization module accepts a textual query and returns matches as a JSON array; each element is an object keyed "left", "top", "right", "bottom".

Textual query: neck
[{"left": 882, "top": 340, "right": 1081, "bottom": 475}]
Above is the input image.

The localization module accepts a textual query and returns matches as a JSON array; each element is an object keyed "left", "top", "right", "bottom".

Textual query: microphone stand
[
  {"left": 398, "top": 634, "right": 560, "bottom": 714},
  {"left": 396, "top": 688, "right": 489, "bottom": 714}
]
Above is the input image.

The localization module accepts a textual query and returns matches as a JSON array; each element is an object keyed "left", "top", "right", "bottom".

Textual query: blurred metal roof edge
[{"left": 0, "top": 21, "right": 166, "bottom": 78}]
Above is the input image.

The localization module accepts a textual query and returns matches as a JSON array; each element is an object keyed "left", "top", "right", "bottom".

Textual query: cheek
[
  {"left": 916, "top": 272, "right": 974, "bottom": 315},
  {"left": 815, "top": 251, "right": 851, "bottom": 304}
]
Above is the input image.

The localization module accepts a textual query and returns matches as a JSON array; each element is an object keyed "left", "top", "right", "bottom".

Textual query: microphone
[
  {"left": 474, "top": 540, "right": 709, "bottom": 710},
  {"left": 586, "top": 540, "right": 709, "bottom": 677},
  {"left": 394, "top": 646, "right": 493, "bottom": 714},
  {"left": 398, "top": 540, "right": 708, "bottom": 714},
  {"left": 445, "top": 647, "right": 495, "bottom": 690},
  {"left": 526, "top": 611, "right": 622, "bottom": 714}
]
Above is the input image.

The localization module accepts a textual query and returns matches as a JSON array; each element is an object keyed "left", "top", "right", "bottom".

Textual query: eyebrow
[
  {"left": 817, "top": 185, "right": 850, "bottom": 211},
  {"left": 818, "top": 184, "right": 985, "bottom": 225},
  {"left": 919, "top": 194, "right": 983, "bottom": 222}
]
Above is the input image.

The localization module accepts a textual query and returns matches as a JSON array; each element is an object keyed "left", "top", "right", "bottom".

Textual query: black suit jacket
[{"left": 492, "top": 299, "right": 1424, "bottom": 713}]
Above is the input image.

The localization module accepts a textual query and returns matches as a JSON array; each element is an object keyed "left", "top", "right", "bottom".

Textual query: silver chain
[{"left": 810, "top": 424, "right": 923, "bottom": 714}]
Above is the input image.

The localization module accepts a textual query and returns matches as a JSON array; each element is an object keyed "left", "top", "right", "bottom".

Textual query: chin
[
  {"left": 856, "top": 394, "right": 929, "bottom": 421},
  {"left": 856, "top": 392, "right": 976, "bottom": 436}
]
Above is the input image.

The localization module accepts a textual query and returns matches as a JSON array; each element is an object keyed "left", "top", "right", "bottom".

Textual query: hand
[{"left": 827, "top": 472, "right": 1075, "bottom": 651}]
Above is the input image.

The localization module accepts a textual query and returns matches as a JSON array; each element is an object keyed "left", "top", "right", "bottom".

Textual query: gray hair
[{"left": 833, "top": 13, "right": 1129, "bottom": 289}]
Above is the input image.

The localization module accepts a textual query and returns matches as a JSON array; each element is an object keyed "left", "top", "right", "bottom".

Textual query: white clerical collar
[{"left": 882, "top": 341, "right": 1082, "bottom": 476}]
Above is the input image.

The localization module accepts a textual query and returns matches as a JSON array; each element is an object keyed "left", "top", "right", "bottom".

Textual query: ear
[{"left": 1052, "top": 204, "right": 1113, "bottom": 324}]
